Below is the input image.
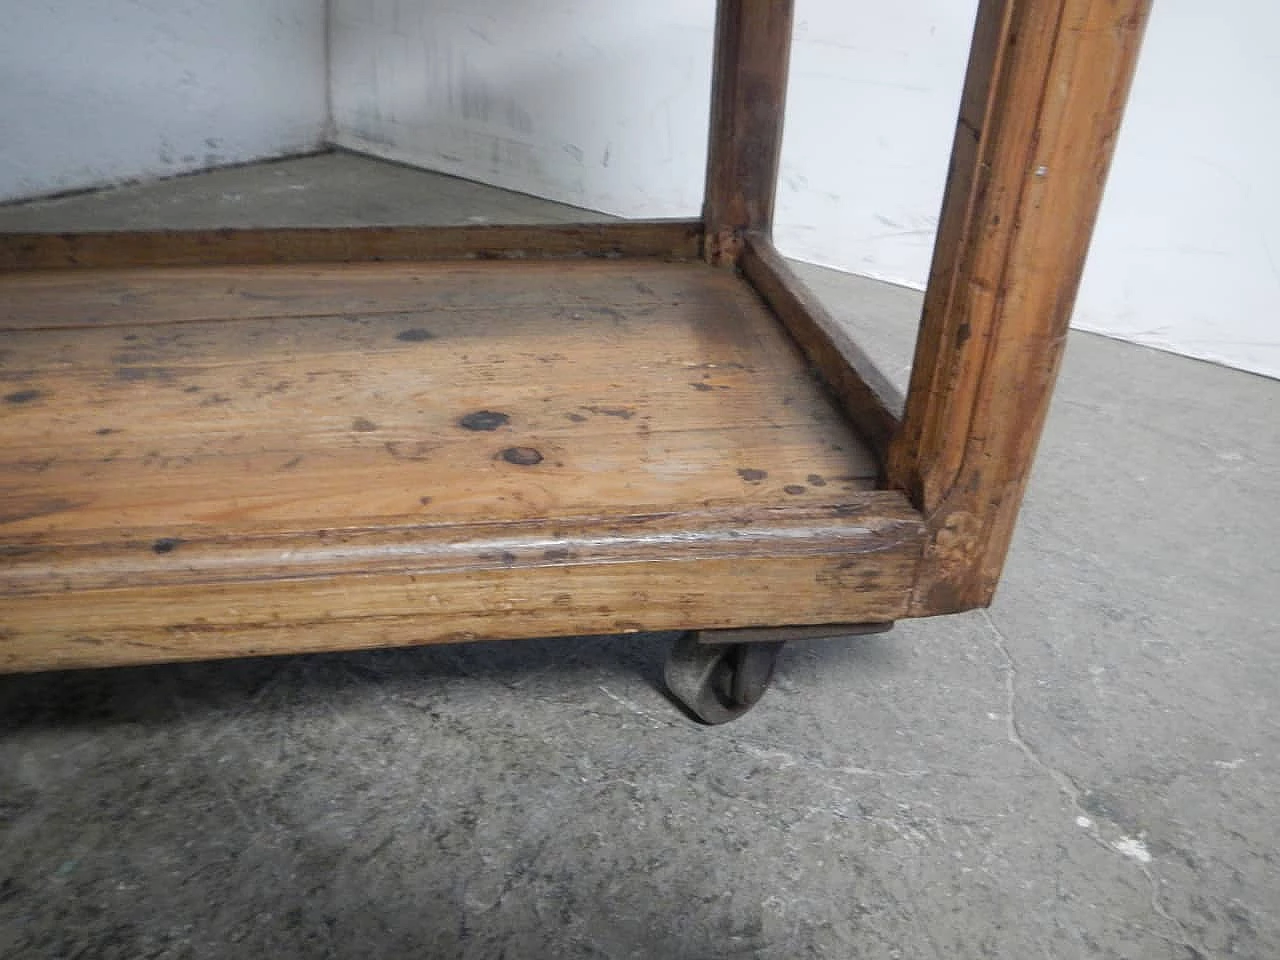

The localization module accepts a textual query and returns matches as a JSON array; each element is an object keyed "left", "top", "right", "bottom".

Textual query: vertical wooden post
[
  {"left": 702, "top": 0, "right": 795, "bottom": 264},
  {"left": 887, "top": 0, "right": 1152, "bottom": 614}
]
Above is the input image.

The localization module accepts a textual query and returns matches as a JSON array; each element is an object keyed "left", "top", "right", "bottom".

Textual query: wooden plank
[
  {"left": 702, "top": 0, "right": 794, "bottom": 263},
  {"left": 741, "top": 234, "right": 902, "bottom": 465},
  {"left": 886, "top": 0, "right": 1152, "bottom": 614},
  {"left": 1, "top": 497, "right": 922, "bottom": 596},
  {"left": 0, "top": 258, "right": 924, "bottom": 671},
  {"left": 0, "top": 259, "right": 720, "bottom": 331},
  {"left": 1, "top": 517, "right": 924, "bottom": 673},
  {"left": 0, "top": 261, "right": 878, "bottom": 545},
  {"left": 0, "top": 220, "right": 703, "bottom": 272}
]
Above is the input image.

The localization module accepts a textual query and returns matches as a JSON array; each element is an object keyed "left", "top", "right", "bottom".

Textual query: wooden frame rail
[
  {"left": 710, "top": 0, "right": 1151, "bottom": 616},
  {"left": 887, "top": 0, "right": 1151, "bottom": 614},
  {"left": 739, "top": 234, "right": 902, "bottom": 466},
  {"left": 702, "top": 0, "right": 794, "bottom": 264},
  {"left": 0, "top": 220, "right": 703, "bottom": 272}
]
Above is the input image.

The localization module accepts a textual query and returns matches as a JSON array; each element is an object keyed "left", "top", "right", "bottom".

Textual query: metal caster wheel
[{"left": 663, "top": 631, "right": 785, "bottom": 725}]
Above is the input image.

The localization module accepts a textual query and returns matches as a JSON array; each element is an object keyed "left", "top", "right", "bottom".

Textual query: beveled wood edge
[
  {"left": 739, "top": 233, "right": 903, "bottom": 467},
  {"left": 0, "top": 557, "right": 917, "bottom": 675},
  {"left": 2, "top": 493, "right": 926, "bottom": 673},
  {"left": 2, "top": 494, "right": 924, "bottom": 595},
  {"left": 0, "top": 219, "right": 705, "bottom": 272}
]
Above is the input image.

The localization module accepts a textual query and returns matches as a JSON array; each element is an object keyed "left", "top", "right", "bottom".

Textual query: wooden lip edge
[
  {"left": 738, "top": 233, "right": 904, "bottom": 467},
  {"left": 0, "top": 606, "right": 908, "bottom": 677},
  {"left": 2, "top": 494, "right": 926, "bottom": 595},
  {"left": 0, "top": 219, "right": 705, "bottom": 271}
]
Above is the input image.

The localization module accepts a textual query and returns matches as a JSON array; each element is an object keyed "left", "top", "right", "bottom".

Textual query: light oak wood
[
  {"left": 1, "top": 259, "right": 922, "bottom": 671},
  {"left": 0, "top": 220, "right": 702, "bottom": 272},
  {"left": 887, "top": 0, "right": 1152, "bottom": 614},
  {"left": 741, "top": 234, "right": 902, "bottom": 466},
  {"left": 1, "top": 259, "right": 728, "bottom": 331},
  {"left": 2, "top": 497, "right": 922, "bottom": 672},
  {"left": 703, "top": 0, "right": 794, "bottom": 263}
]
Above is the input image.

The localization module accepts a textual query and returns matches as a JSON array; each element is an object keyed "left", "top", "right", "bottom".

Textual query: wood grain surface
[
  {"left": 1, "top": 258, "right": 922, "bottom": 671},
  {"left": 0, "top": 220, "right": 702, "bottom": 272},
  {"left": 742, "top": 234, "right": 903, "bottom": 465},
  {"left": 703, "top": 0, "right": 794, "bottom": 262},
  {"left": 887, "top": 0, "right": 1152, "bottom": 615}
]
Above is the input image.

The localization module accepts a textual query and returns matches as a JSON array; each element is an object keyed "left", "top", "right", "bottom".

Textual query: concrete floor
[{"left": 1, "top": 152, "right": 1277, "bottom": 959}]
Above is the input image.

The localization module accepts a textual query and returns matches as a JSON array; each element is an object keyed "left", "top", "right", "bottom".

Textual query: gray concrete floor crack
[{"left": 979, "top": 609, "right": 1208, "bottom": 959}]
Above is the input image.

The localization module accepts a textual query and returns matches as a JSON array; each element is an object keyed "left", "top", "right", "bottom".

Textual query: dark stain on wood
[
  {"left": 94, "top": 427, "right": 119, "bottom": 436},
  {"left": 807, "top": 474, "right": 827, "bottom": 487},
  {"left": 737, "top": 468, "right": 768, "bottom": 482},
  {"left": 565, "top": 412, "right": 588, "bottom": 423},
  {"left": 783, "top": 485, "right": 806, "bottom": 495},
  {"left": 351, "top": 417, "right": 379, "bottom": 432},
  {"left": 5, "top": 389, "right": 43, "bottom": 405},
  {"left": 459, "top": 410, "right": 510, "bottom": 431},
  {"left": 690, "top": 382, "right": 715, "bottom": 392},
  {"left": 395, "top": 328, "right": 435, "bottom": 342},
  {"left": 544, "top": 548, "right": 573, "bottom": 561},
  {"left": 151, "top": 537, "right": 183, "bottom": 555},
  {"left": 280, "top": 455, "right": 304, "bottom": 470},
  {"left": 501, "top": 447, "right": 544, "bottom": 466}
]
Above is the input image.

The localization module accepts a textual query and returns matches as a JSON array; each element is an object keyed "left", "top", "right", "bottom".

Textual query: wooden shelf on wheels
[
  {"left": 0, "top": 238, "right": 923, "bottom": 672},
  {"left": 0, "top": 0, "right": 1152, "bottom": 721}
]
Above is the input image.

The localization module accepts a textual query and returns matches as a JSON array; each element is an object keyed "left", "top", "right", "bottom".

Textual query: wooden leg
[
  {"left": 702, "top": 0, "right": 794, "bottom": 264},
  {"left": 887, "top": 0, "right": 1153, "bottom": 615}
]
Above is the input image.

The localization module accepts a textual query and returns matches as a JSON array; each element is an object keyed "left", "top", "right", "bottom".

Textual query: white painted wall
[
  {"left": 329, "top": 2, "right": 715, "bottom": 217},
  {"left": 330, "top": 0, "right": 1279, "bottom": 379},
  {"left": 1072, "top": 2, "right": 1280, "bottom": 378},
  {"left": 776, "top": 5, "right": 973, "bottom": 291},
  {"left": 0, "top": 0, "right": 328, "bottom": 203}
]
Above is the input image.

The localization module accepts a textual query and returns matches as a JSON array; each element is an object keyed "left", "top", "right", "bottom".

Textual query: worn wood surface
[
  {"left": 887, "top": 0, "right": 1152, "bottom": 614},
  {"left": 741, "top": 234, "right": 902, "bottom": 466},
  {"left": 702, "top": 0, "right": 794, "bottom": 263},
  {"left": 1, "top": 258, "right": 923, "bottom": 671},
  {"left": 2, "top": 501, "right": 922, "bottom": 673},
  {"left": 0, "top": 220, "right": 702, "bottom": 272}
]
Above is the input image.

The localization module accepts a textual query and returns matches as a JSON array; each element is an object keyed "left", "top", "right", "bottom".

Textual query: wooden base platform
[{"left": 1, "top": 254, "right": 923, "bottom": 672}]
